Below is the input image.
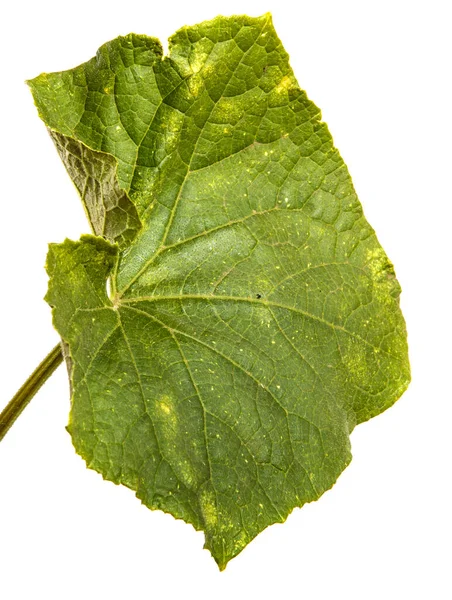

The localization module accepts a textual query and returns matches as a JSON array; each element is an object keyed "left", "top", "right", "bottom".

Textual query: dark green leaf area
[{"left": 33, "top": 14, "right": 410, "bottom": 569}]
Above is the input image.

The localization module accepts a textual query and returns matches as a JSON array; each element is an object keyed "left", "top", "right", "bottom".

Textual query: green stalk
[{"left": 0, "top": 344, "right": 63, "bottom": 442}]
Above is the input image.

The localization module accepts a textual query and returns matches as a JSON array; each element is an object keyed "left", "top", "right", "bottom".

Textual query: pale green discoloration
[
  {"left": 366, "top": 247, "right": 401, "bottom": 302},
  {"left": 199, "top": 489, "right": 218, "bottom": 529},
  {"left": 341, "top": 337, "right": 372, "bottom": 386},
  {"left": 157, "top": 395, "right": 177, "bottom": 420}
]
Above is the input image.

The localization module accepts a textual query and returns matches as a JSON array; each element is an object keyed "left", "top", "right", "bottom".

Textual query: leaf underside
[{"left": 29, "top": 14, "right": 410, "bottom": 569}]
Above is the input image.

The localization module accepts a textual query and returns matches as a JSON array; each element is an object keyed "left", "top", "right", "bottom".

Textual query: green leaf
[{"left": 29, "top": 14, "right": 410, "bottom": 569}]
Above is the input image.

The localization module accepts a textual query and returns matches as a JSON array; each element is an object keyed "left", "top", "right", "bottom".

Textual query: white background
[{"left": 0, "top": 0, "right": 450, "bottom": 598}]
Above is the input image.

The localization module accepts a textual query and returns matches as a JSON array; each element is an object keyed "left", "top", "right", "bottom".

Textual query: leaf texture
[{"left": 29, "top": 14, "right": 410, "bottom": 569}]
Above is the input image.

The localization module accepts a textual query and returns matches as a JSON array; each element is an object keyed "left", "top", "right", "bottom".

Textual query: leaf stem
[{"left": 0, "top": 344, "right": 63, "bottom": 442}]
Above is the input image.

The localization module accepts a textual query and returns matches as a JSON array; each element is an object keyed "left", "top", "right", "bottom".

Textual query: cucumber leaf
[{"left": 29, "top": 14, "right": 410, "bottom": 569}]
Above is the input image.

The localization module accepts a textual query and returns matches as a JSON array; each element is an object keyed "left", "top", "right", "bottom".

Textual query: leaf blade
[{"left": 32, "top": 14, "right": 410, "bottom": 569}]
